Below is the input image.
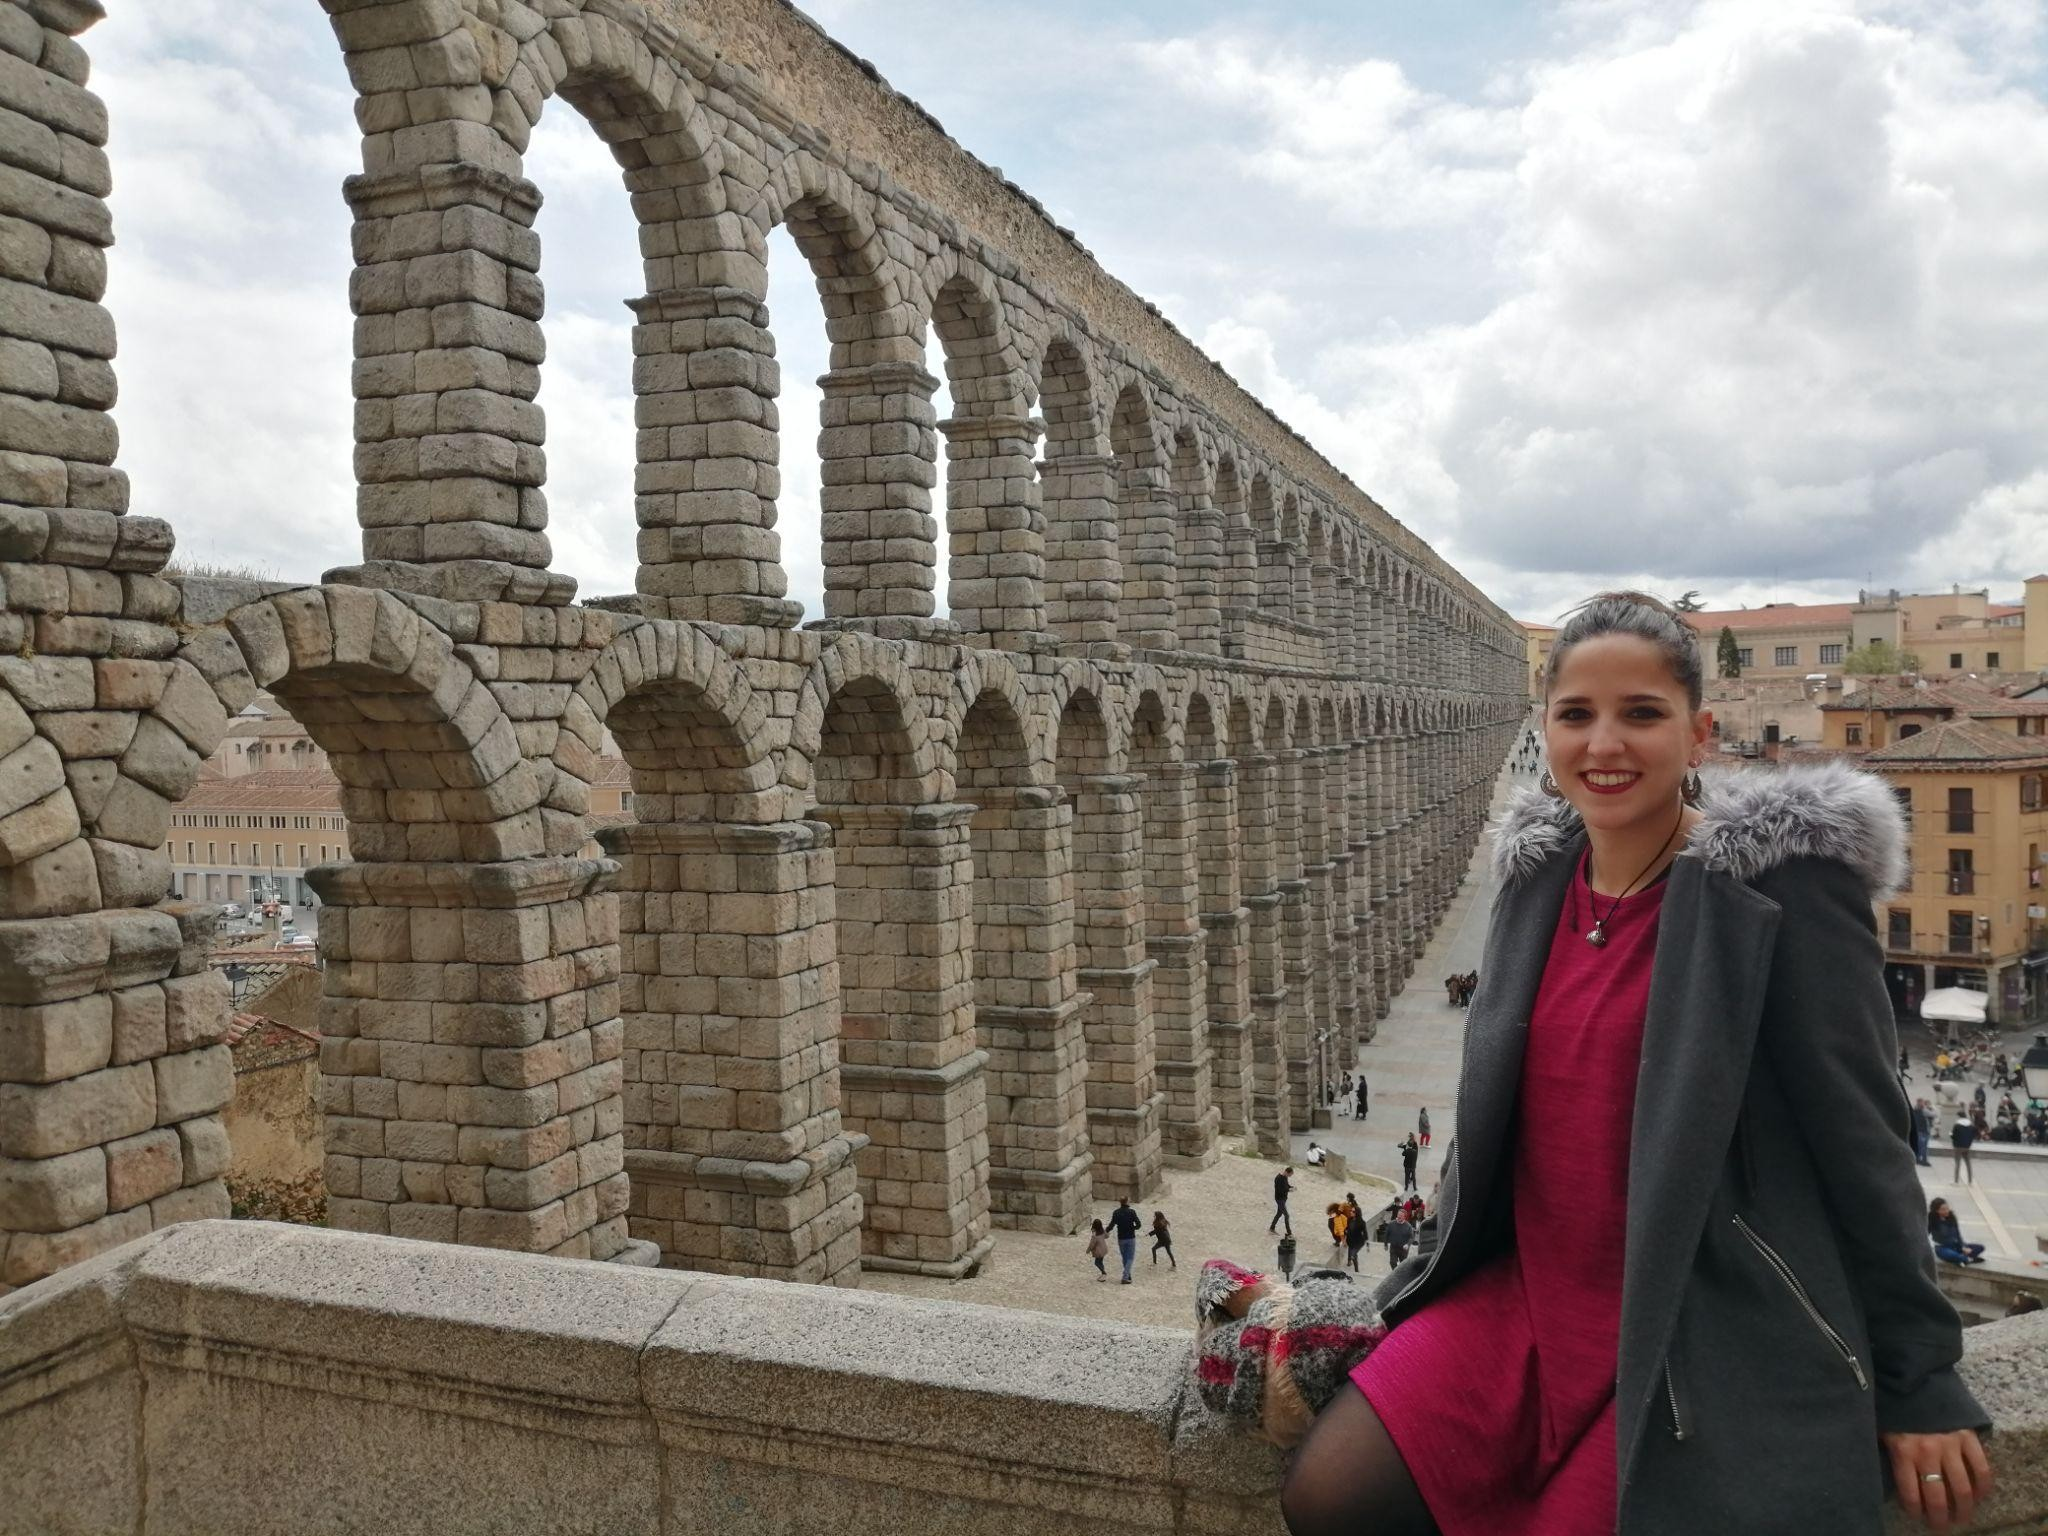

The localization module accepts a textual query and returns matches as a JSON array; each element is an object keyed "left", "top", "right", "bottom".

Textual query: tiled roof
[
  {"left": 1822, "top": 680, "right": 2048, "bottom": 717},
  {"left": 176, "top": 768, "right": 343, "bottom": 812},
  {"left": 1864, "top": 720, "right": 2048, "bottom": 766},
  {"left": 1684, "top": 603, "right": 1857, "bottom": 633},
  {"left": 226, "top": 716, "right": 318, "bottom": 739},
  {"left": 591, "top": 755, "right": 631, "bottom": 787}
]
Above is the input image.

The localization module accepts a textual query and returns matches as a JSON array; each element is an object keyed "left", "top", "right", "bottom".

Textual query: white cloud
[{"left": 81, "top": 0, "right": 2048, "bottom": 625}]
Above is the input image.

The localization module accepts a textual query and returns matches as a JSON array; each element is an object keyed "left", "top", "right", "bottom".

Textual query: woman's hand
[{"left": 1884, "top": 1429, "right": 1994, "bottom": 1531}]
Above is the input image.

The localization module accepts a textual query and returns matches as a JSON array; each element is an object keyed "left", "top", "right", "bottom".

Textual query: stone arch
[
  {"left": 787, "top": 637, "right": 942, "bottom": 803},
  {"left": 569, "top": 620, "right": 780, "bottom": 827},
  {"left": 1171, "top": 428, "right": 1219, "bottom": 653},
  {"left": 1038, "top": 337, "right": 1116, "bottom": 646},
  {"left": 220, "top": 588, "right": 543, "bottom": 864},
  {"left": 1111, "top": 382, "right": 1176, "bottom": 649}
]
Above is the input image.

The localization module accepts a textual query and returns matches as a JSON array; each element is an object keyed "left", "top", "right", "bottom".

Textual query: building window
[
  {"left": 1948, "top": 847, "right": 1975, "bottom": 895},
  {"left": 1893, "top": 786, "right": 1912, "bottom": 822},
  {"left": 1845, "top": 724, "right": 1863, "bottom": 745},
  {"left": 1774, "top": 646, "right": 1797, "bottom": 667},
  {"left": 1988, "top": 651, "right": 2000, "bottom": 668},
  {"left": 1948, "top": 787, "right": 1975, "bottom": 834},
  {"left": 1948, "top": 910, "right": 1975, "bottom": 954},
  {"left": 1898, "top": 723, "right": 1922, "bottom": 739},
  {"left": 2025, "top": 775, "right": 2044, "bottom": 813},
  {"left": 1888, "top": 909, "right": 1912, "bottom": 950},
  {"left": 1819, "top": 644, "right": 1843, "bottom": 665},
  {"left": 1949, "top": 653, "right": 1963, "bottom": 669},
  {"left": 1736, "top": 647, "right": 1754, "bottom": 668}
]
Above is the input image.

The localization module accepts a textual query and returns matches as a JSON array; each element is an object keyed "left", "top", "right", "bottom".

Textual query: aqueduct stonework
[{"left": 0, "top": 0, "right": 1524, "bottom": 1294}]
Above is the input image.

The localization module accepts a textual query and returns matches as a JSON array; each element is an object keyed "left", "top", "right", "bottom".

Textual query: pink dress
[{"left": 1352, "top": 851, "right": 1666, "bottom": 1535}]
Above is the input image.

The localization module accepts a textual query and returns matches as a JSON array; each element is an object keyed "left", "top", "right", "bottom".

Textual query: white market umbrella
[{"left": 1922, "top": 987, "right": 1990, "bottom": 1026}]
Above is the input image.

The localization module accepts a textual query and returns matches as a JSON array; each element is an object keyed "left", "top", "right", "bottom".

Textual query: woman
[
  {"left": 1928, "top": 1199, "right": 1986, "bottom": 1267},
  {"left": 1085, "top": 1219, "right": 1108, "bottom": 1282},
  {"left": 1346, "top": 1196, "right": 1370, "bottom": 1273},
  {"left": 1329, "top": 1201, "right": 1351, "bottom": 1263},
  {"left": 1282, "top": 593, "right": 1990, "bottom": 1535},
  {"left": 1417, "top": 1107, "right": 1432, "bottom": 1149}
]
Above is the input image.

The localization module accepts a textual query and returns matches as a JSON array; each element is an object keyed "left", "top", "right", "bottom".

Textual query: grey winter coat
[{"left": 1373, "top": 760, "right": 1987, "bottom": 1535}]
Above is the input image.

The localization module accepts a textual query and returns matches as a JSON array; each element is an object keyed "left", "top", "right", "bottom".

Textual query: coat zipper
[
  {"left": 1663, "top": 1359, "right": 1689, "bottom": 1441},
  {"left": 1732, "top": 1215, "right": 1870, "bottom": 1391},
  {"left": 1388, "top": 1142, "right": 1459, "bottom": 1313}
]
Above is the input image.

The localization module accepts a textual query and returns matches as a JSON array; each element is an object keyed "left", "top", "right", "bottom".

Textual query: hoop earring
[
  {"left": 1681, "top": 770, "right": 1703, "bottom": 806},
  {"left": 1540, "top": 771, "right": 1563, "bottom": 799}
]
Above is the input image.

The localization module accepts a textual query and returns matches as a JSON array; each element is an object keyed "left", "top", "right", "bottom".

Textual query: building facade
[{"left": 1817, "top": 684, "right": 2048, "bottom": 1022}]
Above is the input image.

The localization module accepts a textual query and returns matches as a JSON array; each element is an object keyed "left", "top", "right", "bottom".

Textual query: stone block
[
  {"left": 104, "top": 1126, "right": 181, "bottom": 1210},
  {"left": 0, "top": 1143, "right": 103, "bottom": 1230},
  {"left": 0, "top": 988, "right": 108, "bottom": 1081},
  {"left": 175, "top": 1115, "right": 230, "bottom": 1185},
  {"left": 152, "top": 1045, "right": 230, "bottom": 1125},
  {"left": 0, "top": 1058, "right": 152, "bottom": 1157}
]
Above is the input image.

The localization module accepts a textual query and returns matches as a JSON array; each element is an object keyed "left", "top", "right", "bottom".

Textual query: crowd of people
[
  {"left": 1507, "top": 729, "right": 1543, "bottom": 777},
  {"left": 1442, "top": 971, "right": 1478, "bottom": 1008}
]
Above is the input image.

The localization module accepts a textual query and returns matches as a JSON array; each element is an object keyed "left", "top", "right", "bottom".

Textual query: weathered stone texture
[{"left": 0, "top": 0, "right": 1522, "bottom": 1296}]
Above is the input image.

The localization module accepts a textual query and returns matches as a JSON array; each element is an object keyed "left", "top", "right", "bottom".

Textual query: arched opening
[
  {"left": 929, "top": 274, "right": 1038, "bottom": 640},
  {"left": 1056, "top": 687, "right": 1162, "bottom": 1198},
  {"left": 958, "top": 687, "right": 1088, "bottom": 1231},
  {"left": 1190, "top": 694, "right": 1250, "bottom": 1138},
  {"left": 1112, "top": 385, "right": 1175, "bottom": 650},
  {"left": 1038, "top": 341, "right": 1113, "bottom": 646},
  {"left": 811, "top": 669, "right": 990, "bottom": 1276},
  {"left": 1172, "top": 429, "right": 1218, "bottom": 654},
  {"left": 1132, "top": 692, "right": 1212, "bottom": 1166}
]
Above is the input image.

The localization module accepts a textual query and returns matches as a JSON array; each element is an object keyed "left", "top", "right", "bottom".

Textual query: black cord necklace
[{"left": 1583, "top": 809, "right": 1686, "bottom": 948}]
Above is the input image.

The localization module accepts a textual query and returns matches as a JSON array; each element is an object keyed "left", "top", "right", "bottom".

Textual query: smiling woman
[{"left": 1283, "top": 591, "right": 1995, "bottom": 1536}]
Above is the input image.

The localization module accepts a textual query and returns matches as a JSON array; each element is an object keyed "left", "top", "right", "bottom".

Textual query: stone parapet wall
[{"left": 1, "top": 1221, "right": 2044, "bottom": 1536}]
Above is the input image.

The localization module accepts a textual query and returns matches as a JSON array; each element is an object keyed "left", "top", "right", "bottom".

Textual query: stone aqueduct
[{"left": 0, "top": 0, "right": 1523, "bottom": 1294}]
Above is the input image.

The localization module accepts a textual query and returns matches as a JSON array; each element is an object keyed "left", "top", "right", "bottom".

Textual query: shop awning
[{"left": 1922, "top": 987, "right": 1990, "bottom": 1024}]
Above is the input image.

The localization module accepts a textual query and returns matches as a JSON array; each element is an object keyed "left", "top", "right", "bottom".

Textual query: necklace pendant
[{"left": 1586, "top": 924, "right": 1609, "bottom": 948}]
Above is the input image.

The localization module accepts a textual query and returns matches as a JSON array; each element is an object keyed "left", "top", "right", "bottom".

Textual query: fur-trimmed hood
[{"left": 1491, "top": 758, "right": 1908, "bottom": 899}]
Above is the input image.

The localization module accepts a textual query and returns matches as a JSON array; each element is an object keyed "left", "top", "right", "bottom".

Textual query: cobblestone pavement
[{"left": 861, "top": 1140, "right": 1401, "bottom": 1330}]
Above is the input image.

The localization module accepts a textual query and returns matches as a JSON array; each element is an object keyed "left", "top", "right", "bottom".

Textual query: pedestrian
[
  {"left": 1399, "top": 1134, "right": 1419, "bottom": 1192},
  {"left": 1444, "top": 973, "right": 1459, "bottom": 1007},
  {"left": 1909, "top": 1097, "right": 1933, "bottom": 1167},
  {"left": 1344, "top": 1194, "right": 1368, "bottom": 1273},
  {"left": 1355, "top": 1076, "right": 1369, "bottom": 1121},
  {"left": 1269, "top": 1165, "right": 1294, "bottom": 1235},
  {"left": 1328, "top": 1201, "right": 1350, "bottom": 1263},
  {"left": 1150, "top": 1209, "right": 1176, "bottom": 1269},
  {"left": 1281, "top": 591, "right": 1988, "bottom": 1536},
  {"left": 1385, "top": 1211, "right": 1414, "bottom": 1269},
  {"left": 1417, "top": 1108, "right": 1431, "bottom": 1149},
  {"left": 1105, "top": 1196, "right": 1142, "bottom": 1285},
  {"left": 1899, "top": 1046, "right": 1911, "bottom": 1078},
  {"left": 1461, "top": 970, "right": 1478, "bottom": 1008},
  {"left": 1927, "top": 1198, "right": 1986, "bottom": 1266},
  {"left": 1086, "top": 1219, "right": 1109, "bottom": 1282},
  {"left": 1306, "top": 1139, "right": 1328, "bottom": 1167}
]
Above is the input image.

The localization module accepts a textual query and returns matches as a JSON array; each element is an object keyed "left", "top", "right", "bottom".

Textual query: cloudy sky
[{"left": 91, "top": 0, "right": 2048, "bottom": 626}]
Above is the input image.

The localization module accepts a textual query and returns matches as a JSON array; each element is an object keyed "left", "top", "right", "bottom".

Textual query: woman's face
[
  {"left": 1544, "top": 633, "right": 1712, "bottom": 836},
  {"left": 1933, "top": 1201, "right": 1950, "bottom": 1220}
]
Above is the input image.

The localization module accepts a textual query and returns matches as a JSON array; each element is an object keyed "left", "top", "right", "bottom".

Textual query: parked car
[
  {"left": 277, "top": 903, "right": 295, "bottom": 923},
  {"left": 286, "top": 933, "right": 315, "bottom": 950},
  {"left": 219, "top": 902, "right": 243, "bottom": 920}
]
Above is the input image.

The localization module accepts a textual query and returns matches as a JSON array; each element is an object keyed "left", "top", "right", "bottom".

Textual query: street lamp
[{"left": 2021, "top": 1034, "right": 2048, "bottom": 1103}]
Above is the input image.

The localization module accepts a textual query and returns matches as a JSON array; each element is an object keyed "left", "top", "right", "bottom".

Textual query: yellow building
[
  {"left": 1521, "top": 621, "right": 1556, "bottom": 700},
  {"left": 1687, "top": 587, "right": 2034, "bottom": 684},
  {"left": 1818, "top": 684, "right": 2048, "bottom": 1023}
]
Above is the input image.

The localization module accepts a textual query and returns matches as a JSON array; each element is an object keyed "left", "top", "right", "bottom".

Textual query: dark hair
[
  {"left": 1544, "top": 590, "right": 1705, "bottom": 711},
  {"left": 1927, "top": 1197, "right": 1950, "bottom": 1230}
]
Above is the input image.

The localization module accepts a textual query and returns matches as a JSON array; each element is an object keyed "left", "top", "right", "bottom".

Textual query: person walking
[
  {"left": 1344, "top": 1194, "right": 1369, "bottom": 1273},
  {"left": 1909, "top": 1097, "right": 1934, "bottom": 1167},
  {"left": 1354, "top": 1076, "right": 1369, "bottom": 1121},
  {"left": 1269, "top": 1166, "right": 1295, "bottom": 1235},
  {"left": 1150, "top": 1209, "right": 1176, "bottom": 1269},
  {"left": 1951, "top": 1111, "right": 1977, "bottom": 1183},
  {"left": 1282, "top": 592, "right": 1989, "bottom": 1536},
  {"left": 1927, "top": 1199, "right": 1986, "bottom": 1266},
  {"left": 1086, "top": 1219, "right": 1109, "bottom": 1282},
  {"left": 1417, "top": 1108, "right": 1432, "bottom": 1150},
  {"left": 1385, "top": 1211, "right": 1414, "bottom": 1270},
  {"left": 1105, "top": 1197, "right": 1142, "bottom": 1284},
  {"left": 1399, "top": 1134, "right": 1419, "bottom": 1192},
  {"left": 1328, "top": 1201, "right": 1351, "bottom": 1264}
]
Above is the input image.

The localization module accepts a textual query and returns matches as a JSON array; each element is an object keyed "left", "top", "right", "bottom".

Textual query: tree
[
  {"left": 1674, "top": 590, "right": 1706, "bottom": 613},
  {"left": 1717, "top": 626, "right": 1742, "bottom": 679},
  {"left": 1842, "top": 639, "right": 1922, "bottom": 676}
]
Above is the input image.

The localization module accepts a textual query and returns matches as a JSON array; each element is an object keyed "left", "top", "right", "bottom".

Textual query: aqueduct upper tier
[{"left": 0, "top": 0, "right": 1522, "bottom": 1292}]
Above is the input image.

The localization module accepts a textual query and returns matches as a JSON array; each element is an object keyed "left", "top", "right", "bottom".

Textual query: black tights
[{"left": 1281, "top": 1382, "right": 1438, "bottom": 1536}]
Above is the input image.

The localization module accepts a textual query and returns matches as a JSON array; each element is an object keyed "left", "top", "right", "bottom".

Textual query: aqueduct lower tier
[{"left": 0, "top": 0, "right": 1524, "bottom": 1292}]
